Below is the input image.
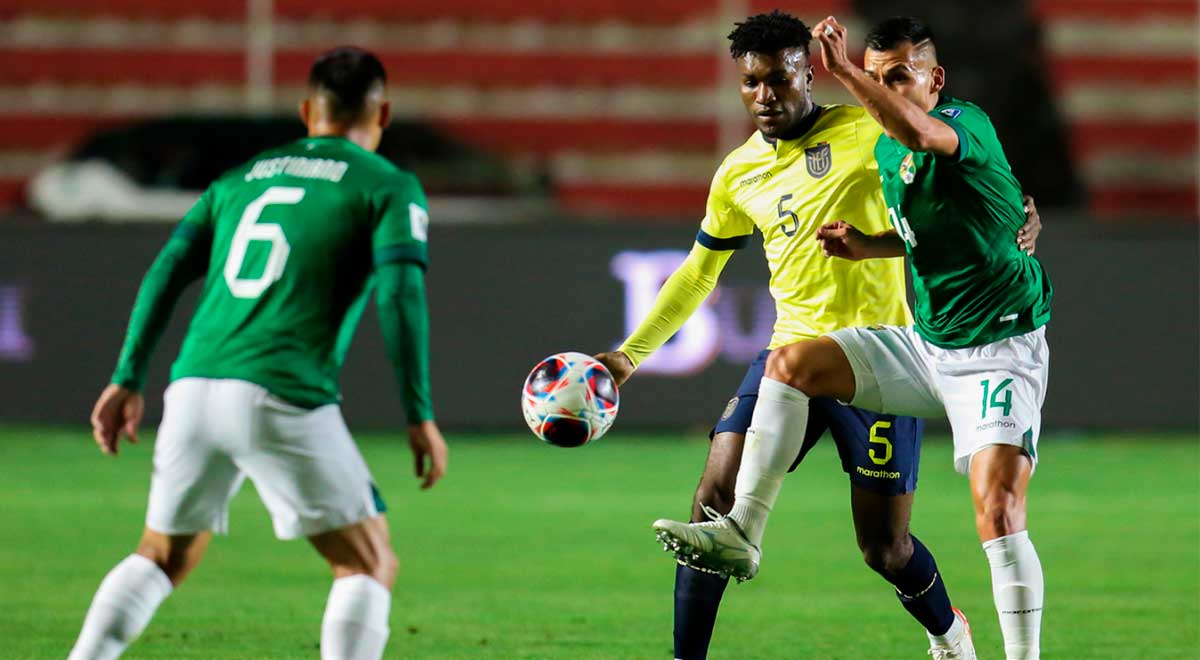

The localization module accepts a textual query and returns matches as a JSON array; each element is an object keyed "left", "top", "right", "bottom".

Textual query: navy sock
[
  {"left": 889, "top": 535, "right": 956, "bottom": 636},
  {"left": 673, "top": 563, "right": 729, "bottom": 660}
]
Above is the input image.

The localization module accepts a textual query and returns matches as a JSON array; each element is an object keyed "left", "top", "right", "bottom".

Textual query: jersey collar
[{"left": 760, "top": 105, "right": 824, "bottom": 158}]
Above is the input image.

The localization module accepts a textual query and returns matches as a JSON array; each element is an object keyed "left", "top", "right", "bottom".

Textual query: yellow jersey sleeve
[
  {"left": 697, "top": 163, "right": 755, "bottom": 250},
  {"left": 616, "top": 242, "right": 734, "bottom": 369}
]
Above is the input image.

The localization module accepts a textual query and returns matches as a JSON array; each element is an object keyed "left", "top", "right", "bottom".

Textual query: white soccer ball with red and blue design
[{"left": 521, "top": 351, "right": 619, "bottom": 447}]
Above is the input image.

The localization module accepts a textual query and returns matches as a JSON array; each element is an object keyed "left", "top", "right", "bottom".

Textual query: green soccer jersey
[
  {"left": 874, "top": 96, "right": 1052, "bottom": 348},
  {"left": 112, "top": 136, "right": 431, "bottom": 411}
]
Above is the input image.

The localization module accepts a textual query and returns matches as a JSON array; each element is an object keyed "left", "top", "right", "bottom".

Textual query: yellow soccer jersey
[{"left": 699, "top": 104, "right": 912, "bottom": 348}]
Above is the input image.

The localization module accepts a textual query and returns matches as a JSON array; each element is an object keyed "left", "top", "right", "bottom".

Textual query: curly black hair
[{"left": 727, "top": 10, "right": 812, "bottom": 59}]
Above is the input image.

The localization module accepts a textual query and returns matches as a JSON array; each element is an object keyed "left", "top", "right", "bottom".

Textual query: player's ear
[
  {"left": 377, "top": 101, "right": 391, "bottom": 129},
  {"left": 299, "top": 98, "right": 310, "bottom": 125},
  {"left": 930, "top": 66, "right": 946, "bottom": 95}
]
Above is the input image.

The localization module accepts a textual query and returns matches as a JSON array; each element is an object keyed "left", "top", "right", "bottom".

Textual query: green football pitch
[{"left": 4, "top": 427, "right": 1197, "bottom": 659}]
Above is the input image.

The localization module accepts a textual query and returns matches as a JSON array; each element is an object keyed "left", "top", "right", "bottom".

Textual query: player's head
[
  {"left": 863, "top": 17, "right": 945, "bottom": 112},
  {"left": 301, "top": 46, "right": 390, "bottom": 151},
  {"left": 728, "top": 10, "right": 815, "bottom": 139}
]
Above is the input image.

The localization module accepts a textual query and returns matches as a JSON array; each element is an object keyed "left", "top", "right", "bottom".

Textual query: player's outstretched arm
[
  {"left": 100, "top": 215, "right": 210, "bottom": 456},
  {"left": 816, "top": 221, "right": 907, "bottom": 260},
  {"left": 376, "top": 261, "right": 447, "bottom": 489},
  {"left": 605, "top": 242, "right": 734, "bottom": 385},
  {"left": 811, "top": 17, "right": 959, "bottom": 157},
  {"left": 90, "top": 384, "right": 144, "bottom": 456}
]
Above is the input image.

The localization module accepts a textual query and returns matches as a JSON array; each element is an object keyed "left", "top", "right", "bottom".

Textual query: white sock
[
  {"left": 727, "top": 377, "right": 809, "bottom": 547},
  {"left": 68, "top": 554, "right": 173, "bottom": 660},
  {"left": 928, "top": 613, "right": 964, "bottom": 648},
  {"left": 983, "top": 530, "right": 1043, "bottom": 660},
  {"left": 321, "top": 575, "right": 392, "bottom": 660}
]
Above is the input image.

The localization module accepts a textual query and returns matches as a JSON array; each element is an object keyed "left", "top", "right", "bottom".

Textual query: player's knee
[
  {"left": 765, "top": 344, "right": 815, "bottom": 394},
  {"left": 135, "top": 531, "right": 202, "bottom": 585},
  {"left": 766, "top": 341, "right": 839, "bottom": 397},
  {"left": 859, "top": 537, "right": 913, "bottom": 577},
  {"left": 374, "top": 546, "right": 399, "bottom": 588},
  {"left": 976, "top": 486, "right": 1026, "bottom": 538}
]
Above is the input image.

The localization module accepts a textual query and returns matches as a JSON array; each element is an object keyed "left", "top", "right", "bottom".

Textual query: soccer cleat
[
  {"left": 927, "top": 607, "right": 976, "bottom": 660},
  {"left": 652, "top": 504, "right": 761, "bottom": 582}
]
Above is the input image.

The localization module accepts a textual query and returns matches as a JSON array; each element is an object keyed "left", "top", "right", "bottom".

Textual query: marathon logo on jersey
[
  {"left": 856, "top": 465, "right": 902, "bottom": 479},
  {"left": 900, "top": 153, "right": 916, "bottom": 184},
  {"left": 940, "top": 107, "right": 962, "bottom": 119},
  {"left": 804, "top": 142, "right": 832, "bottom": 178}
]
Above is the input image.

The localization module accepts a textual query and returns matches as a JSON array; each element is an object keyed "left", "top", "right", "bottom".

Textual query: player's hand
[
  {"left": 90, "top": 384, "right": 144, "bottom": 456},
  {"left": 594, "top": 351, "right": 635, "bottom": 387},
  {"left": 816, "top": 221, "right": 872, "bottom": 260},
  {"left": 1018, "top": 194, "right": 1041, "bottom": 255},
  {"left": 811, "top": 17, "right": 853, "bottom": 75},
  {"left": 407, "top": 420, "right": 447, "bottom": 490}
]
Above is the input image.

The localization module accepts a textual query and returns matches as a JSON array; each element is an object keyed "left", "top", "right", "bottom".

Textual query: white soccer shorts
[
  {"left": 145, "top": 378, "right": 383, "bottom": 540},
  {"left": 828, "top": 325, "right": 1049, "bottom": 474}
]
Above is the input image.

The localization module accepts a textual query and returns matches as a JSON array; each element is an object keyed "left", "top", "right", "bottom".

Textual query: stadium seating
[{"left": 0, "top": 0, "right": 1193, "bottom": 219}]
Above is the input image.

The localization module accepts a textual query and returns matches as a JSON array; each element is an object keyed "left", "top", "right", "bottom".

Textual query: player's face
[
  {"left": 864, "top": 41, "right": 945, "bottom": 112},
  {"left": 737, "top": 49, "right": 815, "bottom": 139}
]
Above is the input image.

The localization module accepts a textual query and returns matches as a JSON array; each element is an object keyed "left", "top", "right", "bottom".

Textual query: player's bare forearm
[
  {"left": 817, "top": 222, "right": 906, "bottom": 260},
  {"left": 865, "top": 229, "right": 908, "bottom": 258},
  {"left": 811, "top": 17, "right": 957, "bottom": 156}
]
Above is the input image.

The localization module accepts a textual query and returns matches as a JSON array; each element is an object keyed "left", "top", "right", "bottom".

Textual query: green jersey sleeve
[
  {"left": 372, "top": 173, "right": 430, "bottom": 269},
  {"left": 930, "top": 103, "right": 993, "bottom": 169},
  {"left": 111, "top": 190, "right": 214, "bottom": 390}
]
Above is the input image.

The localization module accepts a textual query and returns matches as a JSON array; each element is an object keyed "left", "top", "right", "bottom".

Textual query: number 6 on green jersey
[{"left": 224, "top": 186, "right": 304, "bottom": 299}]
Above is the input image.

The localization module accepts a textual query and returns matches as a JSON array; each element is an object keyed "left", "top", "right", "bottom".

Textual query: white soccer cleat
[
  {"left": 928, "top": 607, "right": 977, "bottom": 660},
  {"left": 652, "top": 504, "right": 761, "bottom": 582}
]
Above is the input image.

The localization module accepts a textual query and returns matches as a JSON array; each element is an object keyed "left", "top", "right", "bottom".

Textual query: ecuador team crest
[{"left": 805, "top": 142, "right": 832, "bottom": 178}]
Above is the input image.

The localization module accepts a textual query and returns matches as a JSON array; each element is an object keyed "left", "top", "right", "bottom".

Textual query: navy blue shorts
[{"left": 712, "top": 350, "right": 924, "bottom": 495}]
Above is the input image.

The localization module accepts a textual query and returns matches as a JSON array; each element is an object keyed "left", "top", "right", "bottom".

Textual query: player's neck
[
  {"left": 771, "top": 103, "right": 822, "bottom": 142},
  {"left": 307, "top": 123, "right": 378, "bottom": 152}
]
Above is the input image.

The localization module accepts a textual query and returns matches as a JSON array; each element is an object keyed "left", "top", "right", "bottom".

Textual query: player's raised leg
[
  {"left": 971, "top": 445, "right": 1042, "bottom": 660},
  {"left": 726, "top": 337, "right": 855, "bottom": 550},
  {"left": 68, "top": 529, "right": 209, "bottom": 660},
  {"left": 310, "top": 516, "right": 398, "bottom": 660}
]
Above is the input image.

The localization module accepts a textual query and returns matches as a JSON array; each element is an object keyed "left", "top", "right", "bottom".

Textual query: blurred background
[{"left": 0, "top": 0, "right": 1196, "bottom": 431}]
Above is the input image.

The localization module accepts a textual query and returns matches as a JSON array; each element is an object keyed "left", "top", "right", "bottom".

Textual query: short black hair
[
  {"left": 308, "top": 46, "right": 387, "bottom": 123},
  {"left": 865, "top": 16, "right": 936, "bottom": 51},
  {"left": 728, "top": 10, "right": 812, "bottom": 60}
]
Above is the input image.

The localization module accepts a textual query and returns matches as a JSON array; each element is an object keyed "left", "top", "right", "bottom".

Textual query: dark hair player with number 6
[{"left": 70, "top": 47, "right": 447, "bottom": 660}]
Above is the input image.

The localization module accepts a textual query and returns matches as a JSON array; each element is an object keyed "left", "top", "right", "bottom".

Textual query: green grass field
[{"left": 3, "top": 427, "right": 1197, "bottom": 659}]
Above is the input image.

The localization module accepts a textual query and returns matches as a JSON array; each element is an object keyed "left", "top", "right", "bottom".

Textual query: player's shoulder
[
  {"left": 816, "top": 103, "right": 873, "bottom": 127},
  {"left": 933, "top": 95, "right": 991, "bottom": 124},
  {"left": 715, "top": 132, "right": 773, "bottom": 184}
]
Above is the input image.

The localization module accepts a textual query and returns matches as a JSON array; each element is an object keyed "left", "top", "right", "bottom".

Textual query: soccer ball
[{"left": 521, "top": 351, "right": 619, "bottom": 447}]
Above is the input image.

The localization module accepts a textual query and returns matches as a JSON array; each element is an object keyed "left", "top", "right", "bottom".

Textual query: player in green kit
[
  {"left": 69, "top": 47, "right": 447, "bottom": 660},
  {"left": 660, "top": 17, "right": 1051, "bottom": 660}
]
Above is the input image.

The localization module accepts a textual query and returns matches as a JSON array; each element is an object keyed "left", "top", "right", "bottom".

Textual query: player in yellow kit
[{"left": 596, "top": 11, "right": 1039, "bottom": 659}]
